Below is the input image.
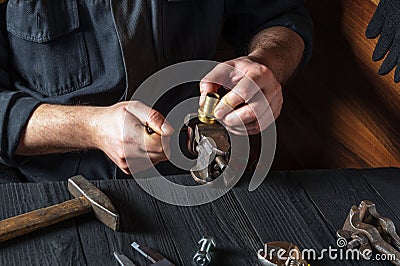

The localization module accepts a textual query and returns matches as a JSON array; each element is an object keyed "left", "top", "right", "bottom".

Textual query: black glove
[{"left": 366, "top": 0, "right": 400, "bottom": 83}]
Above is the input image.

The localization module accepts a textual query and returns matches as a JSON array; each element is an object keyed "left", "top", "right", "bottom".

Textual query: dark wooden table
[{"left": 0, "top": 168, "right": 399, "bottom": 266}]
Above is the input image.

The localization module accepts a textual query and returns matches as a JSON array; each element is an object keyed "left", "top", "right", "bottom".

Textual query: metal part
[
  {"left": 257, "top": 241, "right": 308, "bottom": 266},
  {"left": 337, "top": 200, "right": 400, "bottom": 265},
  {"left": 185, "top": 96, "right": 232, "bottom": 184},
  {"left": 131, "top": 242, "right": 175, "bottom": 266},
  {"left": 68, "top": 175, "right": 119, "bottom": 230},
  {"left": 114, "top": 252, "right": 137, "bottom": 266},
  {"left": 192, "top": 236, "right": 216, "bottom": 266},
  {"left": 198, "top": 93, "right": 220, "bottom": 124}
]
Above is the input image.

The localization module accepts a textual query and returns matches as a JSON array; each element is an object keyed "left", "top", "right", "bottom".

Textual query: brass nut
[{"left": 198, "top": 93, "right": 220, "bottom": 124}]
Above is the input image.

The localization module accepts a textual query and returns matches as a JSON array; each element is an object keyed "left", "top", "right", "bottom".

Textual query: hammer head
[{"left": 67, "top": 175, "right": 119, "bottom": 231}]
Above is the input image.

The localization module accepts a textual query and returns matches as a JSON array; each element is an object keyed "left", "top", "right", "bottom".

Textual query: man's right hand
[
  {"left": 16, "top": 101, "right": 174, "bottom": 175},
  {"left": 91, "top": 101, "right": 174, "bottom": 175}
]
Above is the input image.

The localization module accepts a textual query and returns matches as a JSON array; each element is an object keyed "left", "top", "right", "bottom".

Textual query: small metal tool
[
  {"left": 131, "top": 242, "right": 175, "bottom": 266},
  {"left": 337, "top": 200, "right": 400, "bottom": 265},
  {"left": 114, "top": 251, "right": 137, "bottom": 266},
  {"left": 192, "top": 236, "right": 216, "bottom": 266}
]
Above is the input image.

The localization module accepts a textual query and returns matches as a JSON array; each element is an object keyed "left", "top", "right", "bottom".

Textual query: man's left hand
[{"left": 200, "top": 56, "right": 282, "bottom": 135}]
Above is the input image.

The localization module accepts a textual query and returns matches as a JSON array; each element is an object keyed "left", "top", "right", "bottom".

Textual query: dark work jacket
[{"left": 0, "top": 0, "right": 313, "bottom": 182}]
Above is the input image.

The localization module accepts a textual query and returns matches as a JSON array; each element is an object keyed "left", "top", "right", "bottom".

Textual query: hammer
[{"left": 0, "top": 175, "right": 119, "bottom": 243}]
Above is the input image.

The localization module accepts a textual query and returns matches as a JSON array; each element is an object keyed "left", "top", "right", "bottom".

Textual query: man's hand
[
  {"left": 16, "top": 101, "right": 174, "bottom": 175},
  {"left": 200, "top": 56, "right": 282, "bottom": 135},
  {"left": 91, "top": 101, "right": 174, "bottom": 174},
  {"left": 200, "top": 26, "right": 305, "bottom": 135}
]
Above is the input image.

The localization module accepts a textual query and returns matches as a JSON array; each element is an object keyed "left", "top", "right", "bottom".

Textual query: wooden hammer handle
[{"left": 0, "top": 196, "right": 91, "bottom": 243}]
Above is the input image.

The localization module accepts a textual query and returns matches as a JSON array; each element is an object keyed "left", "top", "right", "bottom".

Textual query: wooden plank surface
[
  {"left": 0, "top": 170, "right": 399, "bottom": 265},
  {"left": 233, "top": 171, "right": 339, "bottom": 265},
  {"left": 361, "top": 168, "right": 400, "bottom": 220},
  {"left": 0, "top": 182, "right": 85, "bottom": 266},
  {"left": 74, "top": 180, "right": 181, "bottom": 266}
]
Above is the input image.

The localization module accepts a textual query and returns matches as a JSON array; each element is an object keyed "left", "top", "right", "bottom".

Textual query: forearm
[
  {"left": 16, "top": 104, "right": 101, "bottom": 155},
  {"left": 248, "top": 26, "right": 305, "bottom": 84}
]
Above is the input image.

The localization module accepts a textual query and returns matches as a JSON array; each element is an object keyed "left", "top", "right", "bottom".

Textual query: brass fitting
[{"left": 198, "top": 93, "right": 220, "bottom": 124}]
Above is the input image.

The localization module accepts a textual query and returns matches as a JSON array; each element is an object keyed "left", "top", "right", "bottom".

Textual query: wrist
[
  {"left": 247, "top": 50, "right": 273, "bottom": 69},
  {"left": 248, "top": 26, "right": 305, "bottom": 84},
  {"left": 84, "top": 106, "right": 107, "bottom": 150},
  {"left": 247, "top": 49, "right": 282, "bottom": 83}
]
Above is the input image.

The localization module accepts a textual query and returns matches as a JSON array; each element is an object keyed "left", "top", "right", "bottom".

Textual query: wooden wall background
[{"left": 271, "top": 0, "right": 400, "bottom": 169}]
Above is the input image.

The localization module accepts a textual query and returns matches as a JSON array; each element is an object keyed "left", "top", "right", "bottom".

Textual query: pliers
[{"left": 114, "top": 242, "right": 175, "bottom": 266}]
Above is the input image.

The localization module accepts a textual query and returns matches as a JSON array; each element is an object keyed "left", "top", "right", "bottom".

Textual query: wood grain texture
[
  {"left": 271, "top": 0, "right": 400, "bottom": 170},
  {"left": 74, "top": 180, "right": 182, "bottom": 266},
  {"left": 0, "top": 182, "right": 85, "bottom": 266},
  {"left": 154, "top": 183, "right": 261, "bottom": 265},
  {"left": 1, "top": 170, "right": 398, "bottom": 265},
  {"left": 361, "top": 168, "right": 400, "bottom": 220},
  {"left": 297, "top": 169, "right": 399, "bottom": 265},
  {"left": 233, "top": 172, "right": 338, "bottom": 265}
]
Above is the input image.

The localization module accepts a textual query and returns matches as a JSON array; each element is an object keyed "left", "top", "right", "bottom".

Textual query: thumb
[
  {"left": 125, "top": 101, "right": 174, "bottom": 136},
  {"left": 199, "top": 81, "right": 220, "bottom": 106}
]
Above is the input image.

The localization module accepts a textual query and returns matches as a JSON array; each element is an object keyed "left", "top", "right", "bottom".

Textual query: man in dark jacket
[{"left": 0, "top": 0, "right": 313, "bottom": 182}]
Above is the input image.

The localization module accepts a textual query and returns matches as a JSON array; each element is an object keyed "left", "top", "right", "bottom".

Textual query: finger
[
  {"left": 199, "top": 82, "right": 220, "bottom": 106},
  {"left": 105, "top": 151, "right": 131, "bottom": 175},
  {"left": 366, "top": 3, "right": 385, "bottom": 39},
  {"left": 200, "top": 62, "right": 245, "bottom": 105},
  {"left": 123, "top": 118, "right": 168, "bottom": 154},
  {"left": 201, "top": 62, "right": 241, "bottom": 90},
  {"left": 373, "top": 18, "right": 395, "bottom": 61},
  {"left": 126, "top": 145, "right": 168, "bottom": 161},
  {"left": 117, "top": 159, "right": 132, "bottom": 176},
  {"left": 141, "top": 133, "right": 170, "bottom": 155},
  {"left": 226, "top": 121, "right": 265, "bottom": 136},
  {"left": 222, "top": 85, "right": 281, "bottom": 128},
  {"left": 145, "top": 151, "right": 168, "bottom": 162},
  {"left": 222, "top": 91, "right": 269, "bottom": 126},
  {"left": 214, "top": 74, "right": 262, "bottom": 119},
  {"left": 126, "top": 101, "right": 174, "bottom": 136},
  {"left": 224, "top": 126, "right": 248, "bottom": 136},
  {"left": 379, "top": 39, "right": 400, "bottom": 75},
  {"left": 395, "top": 60, "right": 400, "bottom": 83},
  {"left": 244, "top": 121, "right": 261, "bottom": 136},
  {"left": 141, "top": 133, "right": 163, "bottom": 153},
  {"left": 225, "top": 118, "right": 262, "bottom": 136},
  {"left": 125, "top": 157, "right": 163, "bottom": 174},
  {"left": 119, "top": 167, "right": 131, "bottom": 175},
  {"left": 225, "top": 102, "right": 279, "bottom": 135}
]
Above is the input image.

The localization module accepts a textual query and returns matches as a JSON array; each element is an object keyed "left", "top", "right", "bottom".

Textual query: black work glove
[{"left": 366, "top": 0, "right": 400, "bottom": 83}]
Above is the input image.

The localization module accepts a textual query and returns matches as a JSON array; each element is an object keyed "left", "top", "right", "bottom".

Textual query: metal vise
[{"left": 184, "top": 93, "right": 231, "bottom": 184}]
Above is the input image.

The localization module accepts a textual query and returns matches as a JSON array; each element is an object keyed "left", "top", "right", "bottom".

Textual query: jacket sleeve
[
  {"left": 223, "top": 0, "right": 314, "bottom": 67},
  {"left": 0, "top": 4, "right": 42, "bottom": 166}
]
